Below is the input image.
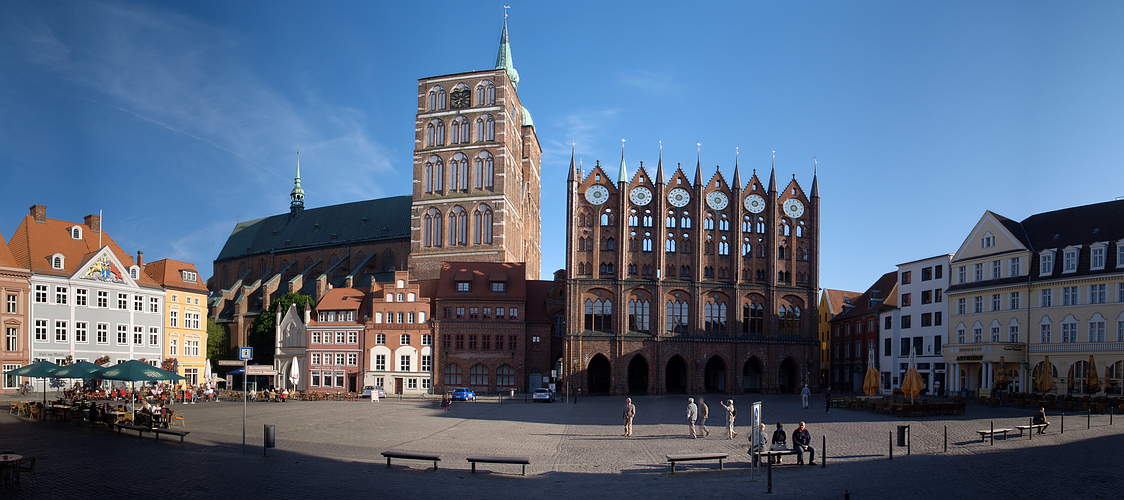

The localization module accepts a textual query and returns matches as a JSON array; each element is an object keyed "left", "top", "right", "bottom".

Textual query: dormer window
[
  {"left": 491, "top": 282, "right": 505, "bottom": 293},
  {"left": 130, "top": 267, "right": 139, "bottom": 279},
  {"left": 981, "top": 231, "right": 994, "bottom": 249},
  {"left": 456, "top": 282, "right": 470, "bottom": 293},
  {"left": 1117, "top": 240, "right": 1124, "bottom": 269},
  {"left": 1040, "top": 249, "right": 1056, "bottom": 276},
  {"left": 70, "top": 226, "right": 82, "bottom": 240},
  {"left": 1062, "top": 246, "right": 1080, "bottom": 273},
  {"left": 1090, "top": 242, "right": 1108, "bottom": 270},
  {"left": 181, "top": 270, "right": 198, "bottom": 283},
  {"left": 51, "top": 253, "right": 64, "bottom": 270}
]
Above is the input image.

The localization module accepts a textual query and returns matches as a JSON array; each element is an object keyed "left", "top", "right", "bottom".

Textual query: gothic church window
[
  {"left": 477, "top": 114, "right": 495, "bottom": 142},
  {"left": 450, "top": 153, "right": 469, "bottom": 191},
  {"left": 705, "top": 298, "right": 727, "bottom": 335},
  {"left": 584, "top": 298, "right": 613, "bottom": 332},
  {"left": 427, "top": 86, "right": 446, "bottom": 111},
  {"left": 426, "top": 119, "right": 445, "bottom": 147},
  {"left": 451, "top": 116, "right": 469, "bottom": 144},
  {"left": 666, "top": 298, "right": 689, "bottom": 334},
  {"left": 448, "top": 207, "right": 467, "bottom": 245},
  {"left": 473, "top": 205, "right": 493, "bottom": 244},
  {"left": 474, "top": 151, "right": 494, "bottom": 189},
  {"left": 628, "top": 298, "right": 650, "bottom": 332},
  {"left": 476, "top": 80, "right": 496, "bottom": 105},
  {"left": 423, "top": 208, "right": 443, "bottom": 247}
]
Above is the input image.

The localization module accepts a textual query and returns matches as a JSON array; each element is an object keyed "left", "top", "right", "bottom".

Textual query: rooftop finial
[
  {"left": 290, "top": 145, "right": 305, "bottom": 214},
  {"left": 495, "top": 8, "right": 519, "bottom": 88},
  {"left": 618, "top": 139, "right": 628, "bottom": 183}
]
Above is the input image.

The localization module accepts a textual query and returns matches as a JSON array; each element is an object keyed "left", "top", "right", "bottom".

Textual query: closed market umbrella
[
  {"left": 900, "top": 349, "right": 924, "bottom": 403},
  {"left": 4, "top": 360, "right": 62, "bottom": 405},
  {"left": 1086, "top": 356, "right": 1101, "bottom": 394},
  {"left": 1036, "top": 356, "right": 1054, "bottom": 393},
  {"left": 289, "top": 357, "right": 300, "bottom": 389},
  {"left": 862, "top": 365, "right": 880, "bottom": 397}
]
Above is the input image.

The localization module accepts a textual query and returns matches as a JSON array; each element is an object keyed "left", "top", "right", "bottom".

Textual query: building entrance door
[{"left": 395, "top": 378, "right": 403, "bottom": 394}]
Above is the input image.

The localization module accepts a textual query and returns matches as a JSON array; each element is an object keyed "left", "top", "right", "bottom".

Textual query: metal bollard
[
  {"left": 263, "top": 424, "right": 275, "bottom": 457},
  {"left": 944, "top": 425, "right": 948, "bottom": 452},
  {"left": 1061, "top": 412, "right": 1065, "bottom": 434},
  {"left": 822, "top": 435, "right": 826, "bottom": 468},
  {"left": 844, "top": 491, "right": 850, "bottom": 500},
  {"left": 990, "top": 421, "right": 994, "bottom": 446},
  {"left": 889, "top": 430, "right": 893, "bottom": 460},
  {"left": 1087, "top": 409, "right": 1091, "bottom": 430},
  {"left": 767, "top": 453, "right": 773, "bottom": 493},
  {"left": 1029, "top": 417, "right": 1033, "bottom": 440}
]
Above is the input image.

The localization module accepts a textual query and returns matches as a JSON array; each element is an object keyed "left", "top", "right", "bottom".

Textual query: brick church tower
[
  {"left": 563, "top": 147, "right": 821, "bottom": 396},
  {"left": 408, "top": 17, "right": 542, "bottom": 280}
]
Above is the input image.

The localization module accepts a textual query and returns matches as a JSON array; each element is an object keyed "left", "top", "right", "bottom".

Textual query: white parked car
[
  {"left": 532, "top": 388, "right": 554, "bottom": 402},
  {"left": 361, "top": 386, "right": 386, "bottom": 398}
]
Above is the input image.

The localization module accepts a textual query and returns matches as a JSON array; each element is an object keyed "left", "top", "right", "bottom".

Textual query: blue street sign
[{"left": 239, "top": 347, "right": 253, "bottom": 361}]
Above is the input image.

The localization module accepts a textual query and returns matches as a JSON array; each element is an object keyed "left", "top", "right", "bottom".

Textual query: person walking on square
[
  {"left": 686, "top": 398, "right": 698, "bottom": 438},
  {"left": 697, "top": 397, "right": 710, "bottom": 437},
  {"left": 720, "top": 399, "right": 737, "bottom": 439},
  {"left": 824, "top": 387, "right": 832, "bottom": 413},
  {"left": 622, "top": 398, "right": 636, "bottom": 436},
  {"left": 1033, "top": 407, "right": 1050, "bottom": 433},
  {"left": 801, "top": 383, "right": 811, "bottom": 409},
  {"left": 793, "top": 421, "right": 816, "bottom": 465}
]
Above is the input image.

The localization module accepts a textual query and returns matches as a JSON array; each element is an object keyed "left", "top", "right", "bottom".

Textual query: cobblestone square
[{"left": 2, "top": 393, "right": 1121, "bottom": 499}]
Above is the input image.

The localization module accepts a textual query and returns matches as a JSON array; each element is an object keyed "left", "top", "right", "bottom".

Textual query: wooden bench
[
  {"left": 381, "top": 451, "right": 441, "bottom": 470},
  {"left": 666, "top": 453, "right": 729, "bottom": 473},
  {"left": 116, "top": 423, "right": 153, "bottom": 438},
  {"left": 753, "top": 449, "right": 800, "bottom": 465},
  {"left": 976, "top": 428, "right": 1014, "bottom": 441},
  {"left": 1014, "top": 424, "right": 1047, "bottom": 436},
  {"left": 466, "top": 455, "right": 530, "bottom": 475},
  {"left": 154, "top": 428, "right": 190, "bottom": 444}
]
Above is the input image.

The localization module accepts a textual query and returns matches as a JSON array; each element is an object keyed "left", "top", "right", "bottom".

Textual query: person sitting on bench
[
  {"left": 770, "top": 422, "right": 787, "bottom": 463},
  {"left": 793, "top": 421, "right": 816, "bottom": 465},
  {"left": 1033, "top": 407, "right": 1050, "bottom": 434}
]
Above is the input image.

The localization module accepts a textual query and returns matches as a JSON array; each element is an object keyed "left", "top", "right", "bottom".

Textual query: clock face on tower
[
  {"left": 450, "top": 89, "right": 470, "bottom": 109},
  {"left": 630, "top": 186, "right": 653, "bottom": 206},
  {"left": 783, "top": 198, "right": 805, "bottom": 218},
  {"left": 585, "top": 185, "right": 610, "bottom": 205},
  {"left": 744, "top": 194, "right": 766, "bottom": 214},
  {"left": 668, "top": 188, "right": 691, "bottom": 208},
  {"left": 706, "top": 191, "right": 729, "bottom": 210}
]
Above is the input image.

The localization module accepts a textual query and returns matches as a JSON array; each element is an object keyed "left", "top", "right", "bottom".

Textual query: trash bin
[
  {"left": 509, "top": 389, "right": 516, "bottom": 397},
  {"left": 897, "top": 425, "right": 909, "bottom": 447},
  {"left": 264, "top": 424, "right": 276, "bottom": 448}
]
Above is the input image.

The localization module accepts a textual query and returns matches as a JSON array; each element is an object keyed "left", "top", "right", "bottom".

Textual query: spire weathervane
[{"left": 504, "top": 5, "right": 509, "bottom": 17}]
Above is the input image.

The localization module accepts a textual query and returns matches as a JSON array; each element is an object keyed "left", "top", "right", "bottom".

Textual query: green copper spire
[
  {"left": 618, "top": 139, "right": 628, "bottom": 184},
  {"left": 495, "top": 14, "right": 520, "bottom": 89},
  {"left": 290, "top": 148, "right": 305, "bottom": 214}
]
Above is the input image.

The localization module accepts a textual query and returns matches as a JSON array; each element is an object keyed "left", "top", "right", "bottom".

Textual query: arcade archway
[
  {"left": 778, "top": 357, "right": 798, "bottom": 393},
  {"left": 588, "top": 354, "right": 611, "bottom": 394},
  {"left": 743, "top": 357, "right": 763, "bottom": 392},
  {"left": 627, "top": 355, "right": 649, "bottom": 394},
  {"left": 666, "top": 355, "right": 688, "bottom": 393},
  {"left": 704, "top": 356, "right": 727, "bottom": 392}
]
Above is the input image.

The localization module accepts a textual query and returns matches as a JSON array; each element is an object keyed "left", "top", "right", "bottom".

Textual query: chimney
[
  {"left": 136, "top": 251, "right": 144, "bottom": 267},
  {"left": 30, "top": 204, "right": 46, "bottom": 223},
  {"left": 84, "top": 214, "right": 101, "bottom": 233}
]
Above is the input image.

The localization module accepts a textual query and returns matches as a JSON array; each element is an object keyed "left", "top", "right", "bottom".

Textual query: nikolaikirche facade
[{"left": 564, "top": 151, "right": 820, "bottom": 396}]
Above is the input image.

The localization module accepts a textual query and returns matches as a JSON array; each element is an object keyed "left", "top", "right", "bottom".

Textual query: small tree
[
  {"left": 162, "top": 358, "right": 177, "bottom": 372},
  {"left": 207, "top": 317, "right": 229, "bottom": 360}
]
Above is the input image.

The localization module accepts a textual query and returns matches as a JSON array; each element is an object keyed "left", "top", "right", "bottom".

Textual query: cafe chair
[
  {"left": 15, "top": 457, "right": 36, "bottom": 486},
  {"left": 174, "top": 412, "right": 185, "bottom": 427}
]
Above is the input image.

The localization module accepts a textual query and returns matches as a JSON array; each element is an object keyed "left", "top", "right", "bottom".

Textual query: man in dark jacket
[{"left": 793, "top": 421, "right": 816, "bottom": 465}]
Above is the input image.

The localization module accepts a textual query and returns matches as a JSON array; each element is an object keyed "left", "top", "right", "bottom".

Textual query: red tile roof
[
  {"left": 0, "top": 231, "right": 21, "bottom": 269},
  {"left": 822, "top": 288, "right": 863, "bottom": 317},
  {"left": 316, "top": 287, "right": 367, "bottom": 311},
  {"left": 143, "top": 259, "right": 208, "bottom": 293},
  {"left": 8, "top": 212, "right": 159, "bottom": 288},
  {"left": 436, "top": 262, "right": 527, "bottom": 299}
]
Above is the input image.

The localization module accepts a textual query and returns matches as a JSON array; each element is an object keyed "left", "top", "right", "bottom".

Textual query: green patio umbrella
[
  {"left": 4, "top": 360, "right": 62, "bottom": 405},
  {"left": 51, "top": 360, "right": 105, "bottom": 379},
  {"left": 93, "top": 360, "right": 185, "bottom": 418}
]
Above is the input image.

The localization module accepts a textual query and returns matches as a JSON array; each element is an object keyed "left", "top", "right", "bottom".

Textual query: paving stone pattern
[{"left": 1, "top": 393, "right": 1121, "bottom": 499}]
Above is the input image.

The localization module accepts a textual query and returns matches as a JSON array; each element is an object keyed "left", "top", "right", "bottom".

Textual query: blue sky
[{"left": 3, "top": 1, "right": 1124, "bottom": 293}]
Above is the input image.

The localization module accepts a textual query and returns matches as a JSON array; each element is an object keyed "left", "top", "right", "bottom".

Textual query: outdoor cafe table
[{"left": 0, "top": 454, "right": 22, "bottom": 485}]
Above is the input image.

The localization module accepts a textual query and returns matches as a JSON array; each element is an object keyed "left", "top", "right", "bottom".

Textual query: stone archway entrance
[
  {"left": 627, "top": 355, "right": 649, "bottom": 394},
  {"left": 743, "top": 357, "right": 763, "bottom": 392},
  {"left": 666, "top": 355, "right": 688, "bottom": 393},
  {"left": 588, "top": 354, "right": 611, "bottom": 394},
  {"left": 704, "top": 356, "right": 727, "bottom": 393},
  {"left": 778, "top": 357, "right": 799, "bottom": 393}
]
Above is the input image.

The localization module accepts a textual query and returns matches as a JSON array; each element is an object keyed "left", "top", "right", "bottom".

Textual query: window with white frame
[
  {"left": 991, "top": 294, "right": 1001, "bottom": 311},
  {"left": 117, "top": 293, "right": 127, "bottom": 310},
  {"left": 347, "top": 353, "right": 357, "bottom": 366},
  {"left": 1090, "top": 284, "right": 1106, "bottom": 304},
  {"left": 96, "top": 323, "right": 107, "bottom": 344},
  {"left": 1010, "top": 292, "right": 1020, "bottom": 310},
  {"left": 1041, "top": 289, "right": 1053, "bottom": 307},
  {"left": 407, "top": 378, "right": 418, "bottom": 390},
  {"left": 117, "top": 324, "right": 128, "bottom": 344},
  {"left": 399, "top": 355, "right": 411, "bottom": 372},
  {"left": 149, "top": 297, "right": 159, "bottom": 313},
  {"left": 973, "top": 263, "right": 984, "bottom": 281},
  {"left": 34, "top": 285, "right": 47, "bottom": 303},
  {"left": 1040, "top": 251, "right": 1055, "bottom": 275},
  {"left": 55, "top": 286, "right": 67, "bottom": 304},
  {"left": 957, "top": 266, "right": 966, "bottom": 284},
  {"left": 335, "top": 353, "right": 345, "bottom": 366},
  {"left": 311, "top": 331, "right": 321, "bottom": 344},
  {"left": 181, "top": 270, "right": 198, "bottom": 283},
  {"left": 335, "top": 331, "right": 345, "bottom": 344},
  {"left": 973, "top": 296, "right": 983, "bottom": 313},
  {"left": 973, "top": 327, "right": 983, "bottom": 343},
  {"left": 1040, "top": 322, "right": 1051, "bottom": 343},
  {"left": 421, "top": 354, "right": 431, "bottom": 372},
  {"left": 422, "top": 334, "right": 432, "bottom": 346},
  {"left": 149, "top": 327, "right": 159, "bottom": 346},
  {"left": 1091, "top": 245, "right": 1106, "bottom": 270},
  {"left": 133, "top": 326, "right": 143, "bottom": 345},
  {"left": 6, "top": 327, "right": 18, "bottom": 352},
  {"left": 51, "top": 254, "right": 64, "bottom": 269},
  {"left": 75, "top": 322, "right": 87, "bottom": 343},
  {"left": 75, "top": 289, "right": 87, "bottom": 306},
  {"left": 1118, "top": 320, "right": 1124, "bottom": 342},
  {"left": 957, "top": 298, "right": 966, "bottom": 315},
  {"left": 1061, "top": 321, "right": 1078, "bottom": 343},
  {"left": 1062, "top": 286, "right": 1078, "bottom": 306},
  {"left": 55, "top": 320, "right": 67, "bottom": 342},
  {"left": 134, "top": 295, "right": 143, "bottom": 312},
  {"left": 170, "top": 310, "right": 178, "bottom": 327},
  {"left": 1063, "top": 248, "right": 1078, "bottom": 273},
  {"left": 1010, "top": 257, "right": 1021, "bottom": 277},
  {"left": 3, "top": 364, "right": 20, "bottom": 389},
  {"left": 982, "top": 232, "right": 994, "bottom": 248},
  {"left": 374, "top": 354, "right": 386, "bottom": 371},
  {"left": 992, "top": 260, "right": 1001, "bottom": 279},
  {"left": 34, "top": 320, "right": 47, "bottom": 341},
  {"left": 347, "top": 331, "right": 358, "bottom": 344},
  {"left": 1009, "top": 325, "right": 1019, "bottom": 343},
  {"left": 376, "top": 334, "right": 386, "bottom": 345},
  {"left": 97, "top": 291, "right": 108, "bottom": 308},
  {"left": 400, "top": 334, "right": 411, "bottom": 345},
  {"left": 170, "top": 338, "right": 178, "bottom": 356},
  {"left": 991, "top": 326, "right": 1000, "bottom": 342},
  {"left": 1089, "top": 320, "right": 1106, "bottom": 342}
]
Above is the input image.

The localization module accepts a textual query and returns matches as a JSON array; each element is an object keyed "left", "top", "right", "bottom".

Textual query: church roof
[{"left": 216, "top": 195, "right": 412, "bottom": 262}]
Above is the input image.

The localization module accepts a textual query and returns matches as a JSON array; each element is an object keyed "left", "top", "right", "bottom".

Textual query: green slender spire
[
  {"left": 495, "top": 14, "right": 520, "bottom": 89},
  {"left": 290, "top": 148, "right": 305, "bottom": 213}
]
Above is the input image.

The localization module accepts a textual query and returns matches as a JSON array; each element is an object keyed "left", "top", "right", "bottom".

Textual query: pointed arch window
[
  {"left": 477, "top": 114, "right": 495, "bottom": 142},
  {"left": 451, "top": 116, "right": 469, "bottom": 144},
  {"left": 450, "top": 153, "right": 468, "bottom": 191},
  {"left": 743, "top": 297, "right": 765, "bottom": 334},
  {"left": 666, "top": 298, "right": 689, "bottom": 334},
  {"left": 705, "top": 298, "right": 727, "bottom": 335},
  {"left": 473, "top": 205, "right": 493, "bottom": 244},
  {"left": 426, "top": 119, "right": 445, "bottom": 147},
  {"left": 423, "top": 208, "right": 443, "bottom": 247},
  {"left": 628, "top": 297, "right": 650, "bottom": 332},
  {"left": 476, "top": 80, "right": 496, "bottom": 105},
  {"left": 681, "top": 210, "right": 692, "bottom": 229},
  {"left": 642, "top": 232, "right": 653, "bottom": 252},
  {"left": 719, "top": 214, "right": 729, "bottom": 231},
  {"left": 448, "top": 207, "right": 467, "bottom": 245},
  {"left": 704, "top": 212, "right": 715, "bottom": 230},
  {"left": 474, "top": 151, "right": 494, "bottom": 189},
  {"left": 427, "top": 86, "right": 446, "bottom": 111},
  {"left": 425, "top": 156, "right": 444, "bottom": 192},
  {"left": 584, "top": 298, "right": 613, "bottom": 332}
]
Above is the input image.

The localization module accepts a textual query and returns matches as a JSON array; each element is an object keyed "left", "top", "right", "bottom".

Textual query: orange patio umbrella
[
  {"left": 1086, "top": 356, "right": 1101, "bottom": 394},
  {"left": 900, "top": 349, "right": 924, "bottom": 402},
  {"left": 1035, "top": 356, "right": 1054, "bottom": 393},
  {"left": 862, "top": 365, "right": 880, "bottom": 397},
  {"left": 994, "top": 356, "right": 1009, "bottom": 390}
]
